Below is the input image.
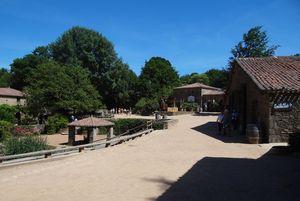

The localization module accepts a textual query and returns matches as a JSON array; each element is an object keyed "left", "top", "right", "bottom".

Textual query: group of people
[
  {"left": 217, "top": 109, "right": 238, "bottom": 135},
  {"left": 110, "top": 108, "right": 132, "bottom": 115}
]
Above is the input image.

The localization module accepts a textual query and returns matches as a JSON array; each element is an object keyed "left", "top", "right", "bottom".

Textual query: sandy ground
[
  {"left": 41, "top": 134, "right": 107, "bottom": 147},
  {"left": 0, "top": 114, "right": 299, "bottom": 201}
]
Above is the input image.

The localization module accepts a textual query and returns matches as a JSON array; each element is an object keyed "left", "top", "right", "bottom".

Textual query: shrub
[
  {"left": 0, "top": 104, "right": 17, "bottom": 123},
  {"left": 152, "top": 121, "right": 164, "bottom": 130},
  {"left": 112, "top": 119, "right": 148, "bottom": 135},
  {"left": 182, "top": 102, "right": 198, "bottom": 111},
  {"left": 12, "top": 125, "right": 39, "bottom": 137},
  {"left": 134, "top": 98, "right": 159, "bottom": 116},
  {"left": 3, "top": 135, "right": 49, "bottom": 155},
  {"left": 44, "top": 115, "right": 68, "bottom": 134},
  {"left": 210, "top": 101, "right": 221, "bottom": 112},
  {"left": 97, "top": 127, "right": 109, "bottom": 135},
  {"left": 0, "top": 120, "right": 13, "bottom": 142}
]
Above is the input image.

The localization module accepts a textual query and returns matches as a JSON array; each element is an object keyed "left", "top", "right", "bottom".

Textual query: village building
[
  {"left": 172, "top": 82, "right": 225, "bottom": 111},
  {"left": 0, "top": 87, "right": 25, "bottom": 106},
  {"left": 227, "top": 56, "right": 300, "bottom": 143}
]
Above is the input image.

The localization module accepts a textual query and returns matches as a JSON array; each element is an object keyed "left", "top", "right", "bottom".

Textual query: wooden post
[
  {"left": 79, "top": 147, "right": 84, "bottom": 152},
  {"left": 45, "top": 153, "right": 51, "bottom": 158},
  {"left": 68, "top": 126, "right": 76, "bottom": 146}
]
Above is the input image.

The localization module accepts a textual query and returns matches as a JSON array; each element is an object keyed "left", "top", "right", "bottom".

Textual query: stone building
[
  {"left": 227, "top": 56, "right": 300, "bottom": 142},
  {"left": 0, "top": 87, "right": 25, "bottom": 106},
  {"left": 173, "top": 82, "right": 225, "bottom": 111}
]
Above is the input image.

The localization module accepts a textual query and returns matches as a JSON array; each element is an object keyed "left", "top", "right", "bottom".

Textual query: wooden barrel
[{"left": 246, "top": 124, "right": 260, "bottom": 144}]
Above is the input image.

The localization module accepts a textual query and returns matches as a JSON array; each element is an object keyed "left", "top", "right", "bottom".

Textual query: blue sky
[{"left": 0, "top": 0, "right": 299, "bottom": 75}]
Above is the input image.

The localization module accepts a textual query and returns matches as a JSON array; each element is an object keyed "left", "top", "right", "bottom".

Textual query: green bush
[
  {"left": 0, "top": 120, "right": 13, "bottom": 142},
  {"left": 152, "top": 121, "right": 164, "bottom": 130},
  {"left": 134, "top": 98, "right": 159, "bottom": 116},
  {"left": 0, "top": 104, "right": 17, "bottom": 123},
  {"left": 112, "top": 119, "right": 148, "bottom": 135},
  {"left": 3, "top": 135, "right": 49, "bottom": 155},
  {"left": 97, "top": 127, "right": 109, "bottom": 135},
  {"left": 182, "top": 102, "right": 198, "bottom": 111},
  {"left": 210, "top": 101, "right": 221, "bottom": 112},
  {"left": 44, "top": 115, "right": 68, "bottom": 134}
]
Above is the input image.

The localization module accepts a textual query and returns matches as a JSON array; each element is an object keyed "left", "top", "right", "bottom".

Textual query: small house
[
  {"left": 0, "top": 87, "right": 25, "bottom": 106},
  {"left": 173, "top": 82, "right": 224, "bottom": 111},
  {"left": 227, "top": 56, "right": 300, "bottom": 142}
]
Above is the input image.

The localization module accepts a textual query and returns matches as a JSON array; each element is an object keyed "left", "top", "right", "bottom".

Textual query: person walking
[{"left": 217, "top": 112, "right": 224, "bottom": 134}]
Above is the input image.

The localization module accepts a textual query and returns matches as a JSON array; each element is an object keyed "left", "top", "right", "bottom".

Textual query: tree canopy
[
  {"left": 102, "top": 59, "right": 138, "bottom": 108},
  {"left": 180, "top": 73, "right": 209, "bottom": 85},
  {"left": 229, "top": 26, "right": 279, "bottom": 66},
  {"left": 10, "top": 26, "right": 138, "bottom": 109},
  {"left": 139, "top": 57, "right": 179, "bottom": 99},
  {"left": 205, "top": 69, "right": 229, "bottom": 89},
  {"left": 50, "top": 26, "right": 117, "bottom": 75},
  {"left": 25, "top": 61, "right": 101, "bottom": 116},
  {"left": 0, "top": 68, "right": 11, "bottom": 87},
  {"left": 10, "top": 54, "right": 49, "bottom": 90}
]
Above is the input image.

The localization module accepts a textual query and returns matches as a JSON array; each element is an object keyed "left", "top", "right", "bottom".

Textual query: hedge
[
  {"left": 3, "top": 135, "right": 49, "bottom": 155},
  {"left": 44, "top": 115, "right": 68, "bottom": 134},
  {"left": 0, "top": 120, "right": 13, "bottom": 142}
]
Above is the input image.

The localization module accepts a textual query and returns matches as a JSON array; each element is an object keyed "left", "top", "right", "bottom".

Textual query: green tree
[
  {"left": 50, "top": 26, "right": 117, "bottom": 74},
  {"left": 10, "top": 54, "right": 49, "bottom": 90},
  {"left": 48, "top": 26, "right": 139, "bottom": 108},
  {"left": 205, "top": 68, "right": 229, "bottom": 88},
  {"left": 102, "top": 59, "right": 138, "bottom": 108},
  {"left": 25, "top": 61, "right": 101, "bottom": 116},
  {"left": 229, "top": 26, "right": 279, "bottom": 67},
  {"left": 0, "top": 68, "right": 11, "bottom": 87},
  {"left": 179, "top": 74, "right": 192, "bottom": 85},
  {"left": 190, "top": 73, "right": 209, "bottom": 85},
  {"left": 139, "top": 57, "right": 179, "bottom": 99}
]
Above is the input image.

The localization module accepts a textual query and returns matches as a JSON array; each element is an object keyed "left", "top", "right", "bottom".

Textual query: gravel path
[{"left": 0, "top": 114, "right": 297, "bottom": 201}]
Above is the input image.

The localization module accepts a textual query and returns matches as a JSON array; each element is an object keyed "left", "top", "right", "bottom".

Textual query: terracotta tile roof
[
  {"left": 0, "top": 87, "right": 24, "bottom": 97},
  {"left": 236, "top": 56, "right": 300, "bottom": 92},
  {"left": 68, "top": 117, "right": 114, "bottom": 127},
  {"left": 175, "top": 82, "right": 221, "bottom": 90}
]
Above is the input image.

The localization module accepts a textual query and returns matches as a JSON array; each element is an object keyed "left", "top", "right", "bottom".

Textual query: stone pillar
[
  {"left": 106, "top": 127, "right": 114, "bottom": 147},
  {"left": 109, "top": 127, "right": 114, "bottom": 139},
  {"left": 68, "top": 126, "right": 76, "bottom": 146},
  {"left": 87, "top": 127, "right": 94, "bottom": 143},
  {"left": 93, "top": 128, "right": 98, "bottom": 141}
]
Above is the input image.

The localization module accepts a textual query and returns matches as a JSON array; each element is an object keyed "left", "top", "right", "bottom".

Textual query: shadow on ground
[
  {"left": 191, "top": 121, "right": 247, "bottom": 143},
  {"left": 146, "top": 151, "right": 300, "bottom": 201}
]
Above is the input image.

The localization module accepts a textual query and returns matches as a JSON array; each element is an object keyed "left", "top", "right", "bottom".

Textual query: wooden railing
[{"left": 0, "top": 121, "right": 154, "bottom": 165}]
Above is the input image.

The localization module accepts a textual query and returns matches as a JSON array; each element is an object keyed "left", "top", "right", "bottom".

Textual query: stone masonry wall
[
  {"left": 269, "top": 100, "right": 300, "bottom": 142},
  {"left": 227, "top": 63, "right": 270, "bottom": 141}
]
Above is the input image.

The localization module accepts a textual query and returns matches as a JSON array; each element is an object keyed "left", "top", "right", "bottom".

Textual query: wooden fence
[{"left": 0, "top": 121, "right": 154, "bottom": 165}]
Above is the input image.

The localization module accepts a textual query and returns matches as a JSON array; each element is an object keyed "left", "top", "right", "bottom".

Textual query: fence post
[{"left": 45, "top": 152, "right": 51, "bottom": 158}]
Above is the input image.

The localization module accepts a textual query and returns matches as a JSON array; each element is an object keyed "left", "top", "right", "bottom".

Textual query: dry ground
[{"left": 0, "top": 114, "right": 299, "bottom": 201}]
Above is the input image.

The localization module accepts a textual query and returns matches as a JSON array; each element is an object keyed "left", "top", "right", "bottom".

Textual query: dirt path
[{"left": 0, "top": 114, "right": 298, "bottom": 201}]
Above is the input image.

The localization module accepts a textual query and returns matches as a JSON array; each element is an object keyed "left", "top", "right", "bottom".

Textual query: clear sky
[{"left": 0, "top": 0, "right": 299, "bottom": 75}]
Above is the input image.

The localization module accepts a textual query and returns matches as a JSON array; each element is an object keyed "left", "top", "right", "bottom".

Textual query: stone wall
[
  {"left": 227, "top": 63, "right": 270, "bottom": 141},
  {"left": 269, "top": 100, "right": 300, "bottom": 142},
  {"left": 173, "top": 88, "right": 202, "bottom": 104},
  {"left": 228, "top": 63, "right": 300, "bottom": 143},
  {"left": 0, "top": 96, "right": 25, "bottom": 106}
]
